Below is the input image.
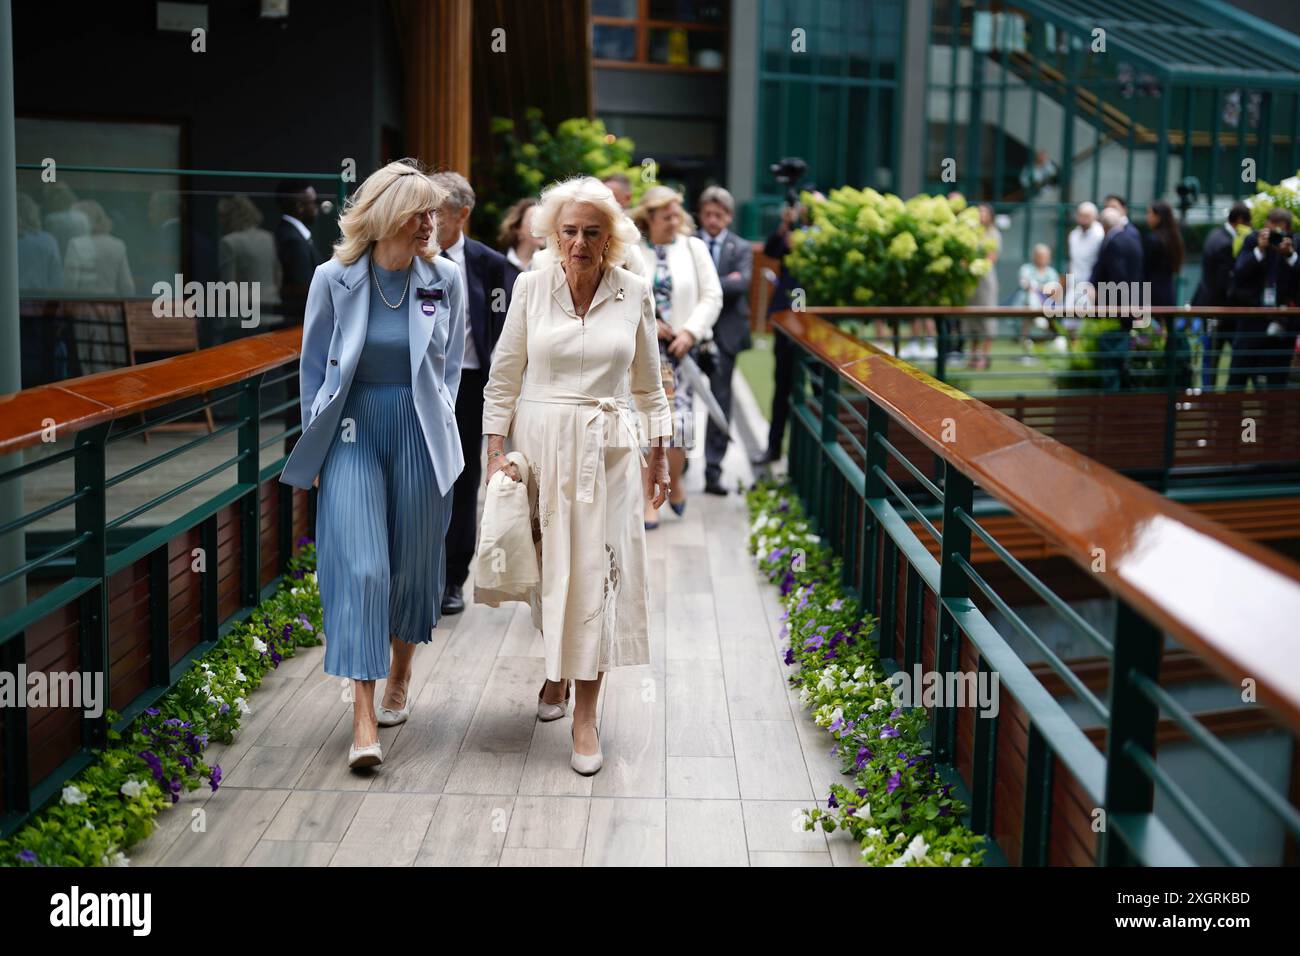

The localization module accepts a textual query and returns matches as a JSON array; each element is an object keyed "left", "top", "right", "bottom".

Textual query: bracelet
[{"left": 488, "top": 450, "right": 505, "bottom": 459}]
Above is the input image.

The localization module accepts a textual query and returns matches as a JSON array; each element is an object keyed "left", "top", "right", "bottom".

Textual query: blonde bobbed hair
[
  {"left": 531, "top": 176, "right": 641, "bottom": 271},
  {"left": 334, "top": 159, "right": 448, "bottom": 265},
  {"left": 631, "top": 185, "right": 694, "bottom": 239}
]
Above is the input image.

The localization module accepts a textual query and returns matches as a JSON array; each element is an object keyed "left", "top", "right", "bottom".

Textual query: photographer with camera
[
  {"left": 754, "top": 158, "right": 818, "bottom": 466},
  {"left": 1228, "top": 207, "right": 1300, "bottom": 389}
]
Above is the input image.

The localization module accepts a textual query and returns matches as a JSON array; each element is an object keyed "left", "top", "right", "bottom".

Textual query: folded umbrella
[{"left": 677, "top": 352, "right": 731, "bottom": 437}]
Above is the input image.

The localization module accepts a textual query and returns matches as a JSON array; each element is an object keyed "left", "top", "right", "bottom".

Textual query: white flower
[
  {"left": 235, "top": 697, "right": 251, "bottom": 715},
  {"left": 961, "top": 857, "right": 971, "bottom": 867},
  {"left": 83, "top": 820, "right": 95, "bottom": 830},
  {"left": 120, "top": 778, "right": 145, "bottom": 799},
  {"left": 853, "top": 803, "right": 873, "bottom": 822},
  {"left": 251, "top": 636, "right": 268, "bottom": 654},
  {"left": 852, "top": 665, "right": 868, "bottom": 680},
  {"left": 865, "top": 826, "right": 882, "bottom": 838},
  {"left": 942, "top": 851, "right": 953, "bottom": 863},
  {"left": 102, "top": 851, "right": 130, "bottom": 867},
  {"left": 61, "top": 785, "right": 87, "bottom": 805},
  {"left": 234, "top": 667, "right": 247, "bottom": 683}
]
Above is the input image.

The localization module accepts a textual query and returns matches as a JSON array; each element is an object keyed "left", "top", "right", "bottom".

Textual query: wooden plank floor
[{"left": 127, "top": 384, "right": 864, "bottom": 867}]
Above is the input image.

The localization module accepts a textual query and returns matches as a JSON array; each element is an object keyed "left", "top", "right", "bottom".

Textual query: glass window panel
[{"left": 593, "top": 24, "right": 637, "bottom": 61}]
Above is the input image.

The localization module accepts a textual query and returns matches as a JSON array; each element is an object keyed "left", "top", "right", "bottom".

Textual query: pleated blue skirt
[{"left": 316, "top": 382, "right": 453, "bottom": 680}]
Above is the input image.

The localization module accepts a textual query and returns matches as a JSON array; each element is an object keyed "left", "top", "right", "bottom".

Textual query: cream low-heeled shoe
[
  {"left": 376, "top": 686, "right": 412, "bottom": 727},
  {"left": 570, "top": 723, "right": 603, "bottom": 776},
  {"left": 537, "top": 680, "right": 571, "bottom": 722},
  {"left": 348, "top": 741, "right": 383, "bottom": 769}
]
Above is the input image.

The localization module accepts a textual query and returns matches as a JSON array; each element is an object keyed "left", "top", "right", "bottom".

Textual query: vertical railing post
[
  {"left": 0, "top": 630, "right": 29, "bottom": 815},
  {"left": 73, "top": 423, "right": 110, "bottom": 750},
  {"left": 789, "top": 347, "right": 806, "bottom": 498},
  {"left": 1160, "top": 321, "right": 1177, "bottom": 493},
  {"left": 1022, "top": 723, "right": 1054, "bottom": 866},
  {"left": 819, "top": 365, "right": 840, "bottom": 549},
  {"left": 861, "top": 401, "right": 889, "bottom": 625},
  {"left": 148, "top": 546, "right": 170, "bottom": 687},
  {"left": 1099, "top": 600, "right": 1163, "bottom": 866},
  {"left": 238, "top": 376, "right": 263, "bottom": 606},
  {"left": 933, "top": 464, "right": 973, "bottom": 765},
  {"left": 970, "top": 653, "right": 999, "bottom": 835}
]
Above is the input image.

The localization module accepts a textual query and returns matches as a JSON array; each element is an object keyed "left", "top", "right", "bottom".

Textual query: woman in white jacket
[{"left": 630, "top": 186, "right": 722, "bottom": 527}]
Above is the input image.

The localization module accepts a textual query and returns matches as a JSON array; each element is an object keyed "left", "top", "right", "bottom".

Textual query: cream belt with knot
[{"left": 519, "top": 383, "right": 646, "bottom": 503}]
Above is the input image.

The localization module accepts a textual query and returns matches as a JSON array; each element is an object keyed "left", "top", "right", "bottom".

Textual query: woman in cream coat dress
[{"left": 482, "top": 176, "right": 672, "bottom": 776}]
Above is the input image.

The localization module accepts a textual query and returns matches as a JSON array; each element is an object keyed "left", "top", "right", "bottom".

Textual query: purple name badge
[{"left": 421, "top": 300, "right": 437, "bottom": 316}]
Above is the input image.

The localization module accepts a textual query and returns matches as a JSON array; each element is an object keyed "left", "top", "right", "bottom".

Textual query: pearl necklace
[{"left": 371, "top": 260, "right": 411, "bottom": 310}]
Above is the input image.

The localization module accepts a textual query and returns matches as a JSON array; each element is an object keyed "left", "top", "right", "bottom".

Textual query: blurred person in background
[
  {"left": 1015, "top": 243, "right": 1063, "bottom": 362},
  {"left": 498, "top": 197, "right": 544, "bottom": 272},
  {"left": 1143, "top": 200, "right": 1184, "bottom": 308},
  {"left": 16, "top": 191, "right": 63, "bottom": 292},
  {"left": 1228, "top": 206, "right": 1300, "bottom": 390},
  {"left": 695, "top": 185, "right": 752, "bottom": 496},
  {"left": 603, "top": 173, "right": 633, "bottom": 210},
  {"left": 1066, "top": 201, "right": 1104, "bottom": 323},
  {"left": 218, "top": 194, "right": 281, "bottom": 335},
  {"left": 65, "top": 199, "right": 133, "bottom": 373},
  {"left": 1193, "top": 202, "right": 1252, "bottom": 387},
  {"left": 276, "top": 179, "right": 324, "bottom": 324},
  {"left": 965, "top": 202, "right": 1000, "bottom": 370},
  {"left": 430, "top": 170, "right": 516, "bottom": 616},
  {"left": 632, "top": 185, "right": 721, "bottom": 526}
]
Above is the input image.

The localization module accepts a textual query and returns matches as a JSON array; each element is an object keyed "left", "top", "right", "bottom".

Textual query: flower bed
[
  {"left": 747, "top": 482, "right": 986, "bottom": 867},
  {"left": 0, "top": 541, "right": 324, "bottom": 867}
]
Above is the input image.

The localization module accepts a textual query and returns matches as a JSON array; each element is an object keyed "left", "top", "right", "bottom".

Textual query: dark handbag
[{"left": 694, "top": 340, "right": 718, "bottom": 377}]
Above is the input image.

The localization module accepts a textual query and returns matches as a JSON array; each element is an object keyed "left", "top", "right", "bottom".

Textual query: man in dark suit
[
  {"left": 1228, "top": 207, "right": 1300, "bottom": 390},
  {"left": 696, "top": 186, "right": 753, "bottom": 495},
  {"left": 1193, "top": 202, "right": 1252, "bottom": 386},
  {"left": 275, "top": 180, "right": 323, "bottom": 325},
  {"left": 430, "top": 171, "right": 517, "bottom": 615},
  {"left": 1090, "top": 205, "right": 1145, "bottom": 330}
]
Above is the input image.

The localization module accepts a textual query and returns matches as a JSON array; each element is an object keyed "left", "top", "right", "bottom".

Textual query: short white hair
[
  {"left": 1076, "top": 201, "right": 1098, "bottom": 217},
  {"left": 699, "top": 185, "right": 735, "bottom": 215},
  {"left": 531, "top": 176, "right": 641, "bottom": 270}
]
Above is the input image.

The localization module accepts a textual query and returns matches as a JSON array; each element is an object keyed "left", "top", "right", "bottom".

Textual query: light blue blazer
[{"left": 279, "top": 250, "right": 467, "bottom": 496}]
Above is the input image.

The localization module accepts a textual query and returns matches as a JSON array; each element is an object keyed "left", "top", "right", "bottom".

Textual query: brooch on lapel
[
  {"left": 416, "top": 287, "right": 443, "bottom": 316},
  {"left": 616, "top": 288, "right": 625, "bottom": 302}
]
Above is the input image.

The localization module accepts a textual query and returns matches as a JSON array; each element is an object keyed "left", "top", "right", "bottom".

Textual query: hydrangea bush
[
  {"left": 0, "top": 539, "right": 323, "bottom": 867},
  {"left": 748, "top": 481, "right": 986, "bottom": 867},
  {"left": 784, "top": 188, "right": 994, "bottom": 307}
]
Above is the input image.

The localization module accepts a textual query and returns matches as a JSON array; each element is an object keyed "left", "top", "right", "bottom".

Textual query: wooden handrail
[
  {"left": 0, "top": 328, "right": 303, "bottom": 457},
  {"left": 775, "top": 309, "right": 1300, "bottom": 731},
  {"left": 800, "top": 306, "right": 1300, "bottom": 317}
]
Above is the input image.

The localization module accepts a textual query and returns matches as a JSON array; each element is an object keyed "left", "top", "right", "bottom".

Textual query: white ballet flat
[
  {"left": 376, "top": 691, "right": 412, "bottom": 727},
  {"left": 348, "top": 742, "right": 383, "bottom": 769},
  {"left": 537, "top": 680, "right": 571, "bottom": 722},
  {"left": 570, "top": 724, "right": 603, "bottom": 776}
]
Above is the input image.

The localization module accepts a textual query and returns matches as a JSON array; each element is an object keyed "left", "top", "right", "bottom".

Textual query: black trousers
[
  {"left": 1228, "top": 334, "right": 1293, "bottom": 389},
  {"left": 765, "top": 330, "right": 796, "bottom": 459},
  {"left": 446, "top": 366, "right": 487, "bottom": 590},
  {"left": 704, "top": 347, "right": 738, "bottom": 484}
]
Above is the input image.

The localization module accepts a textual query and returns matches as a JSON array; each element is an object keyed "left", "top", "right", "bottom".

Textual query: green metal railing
[
  {"left": 0, "top": 330, "right": 306, "bottom": 836},
  {"left": 777, "top": 309, "right": 1300, "bottom": 866},
  {"left": 806, "top": 305, "right": 1300, "bottom": 494}
]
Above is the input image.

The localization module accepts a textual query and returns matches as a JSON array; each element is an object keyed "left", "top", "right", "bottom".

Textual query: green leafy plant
[
  {"left": 784, "top": 188, "right": 993, "bottom": 308},
  {"left": 473, "top": 108, "right": 647, "bottom": 239},
  {"left": 747, "top": 480, "right": 986, "bottom": 866},
  {"left": 0, "top": 541, "right": 322, "bottom": 867},
  {"left": 1250, "top": 173, "right": 1300, "bottom": 228}
]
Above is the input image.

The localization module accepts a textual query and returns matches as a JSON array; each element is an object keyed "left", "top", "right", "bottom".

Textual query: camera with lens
[
  {"left": 1269, "top": 229, "right": 1294, "bottom": 246},
  {"left": 770, "top": 157, "right": 808, "bottom": 206}
]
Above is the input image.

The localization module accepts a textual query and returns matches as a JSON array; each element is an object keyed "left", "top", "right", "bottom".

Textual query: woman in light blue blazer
[{"left": 281, "top": 160, "right": 467, "bottom": 769}]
